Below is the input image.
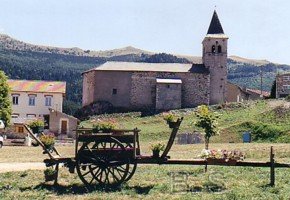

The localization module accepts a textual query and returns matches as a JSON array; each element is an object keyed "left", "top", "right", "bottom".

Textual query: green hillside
[
  {"left": 0, "top": 34, "right": 289, "bottom": 115},
  {"left": 80, "top": 100, "right": 290, "bottom": 143}
]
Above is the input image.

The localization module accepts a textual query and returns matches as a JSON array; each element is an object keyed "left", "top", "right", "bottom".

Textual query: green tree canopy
[
  {"left": 195, "top": 105, "right": 219, "bottom": 150},
  {"left": 0, "top": 70, "right": 12, "bottom": 126}
]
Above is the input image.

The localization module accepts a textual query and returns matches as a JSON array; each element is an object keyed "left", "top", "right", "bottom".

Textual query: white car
[
  {"left": 0, "top": 120, "right": 4, "bottom": 129},
  {"left": 0, "top": 120, "right": 5, "bottom": 148}
]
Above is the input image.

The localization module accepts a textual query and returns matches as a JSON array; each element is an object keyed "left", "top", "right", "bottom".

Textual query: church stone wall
[
  {"left": 130, "top": 71, "right": 210, "bottom": 110},
  {"left": 82, "top": 71, "right": 96, "bottom": 106},
  {"left": 156, "top": 83, "right": 181, "bottom": 110}
]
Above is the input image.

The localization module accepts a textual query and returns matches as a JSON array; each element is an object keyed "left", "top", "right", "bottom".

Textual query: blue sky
[{"left": 0, "top": 0, "right": 290, "bottom": 64}]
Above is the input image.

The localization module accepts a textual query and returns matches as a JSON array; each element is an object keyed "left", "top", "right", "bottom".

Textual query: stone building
[
  {"left": 82, "top": 10, "right": 229, "bottom": 111},
  {"left": 276, "top": 73, "right": 290, "bottom": 98},
  {"left": 49, "top": 108, "right": 79, "bottom": 138}
]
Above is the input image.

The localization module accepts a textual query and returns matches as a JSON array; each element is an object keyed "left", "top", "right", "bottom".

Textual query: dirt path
[{"left": 0, "top": 162, "right": 46, "bottom": 173}]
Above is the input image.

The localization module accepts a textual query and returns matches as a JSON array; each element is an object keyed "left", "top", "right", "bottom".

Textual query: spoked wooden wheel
[
  {"left": 76, "top": 137, "right": 130, "bottom": 187},
  {"left": 123, "top": 143, "right": 137, "bottom": 182}
]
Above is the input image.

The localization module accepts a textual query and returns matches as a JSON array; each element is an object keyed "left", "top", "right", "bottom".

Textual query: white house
[{"left": 7, "top": 79, "right": 66, "bottom": 122}]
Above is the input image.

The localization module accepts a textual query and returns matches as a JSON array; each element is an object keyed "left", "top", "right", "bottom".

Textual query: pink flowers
[{"left": 200, "top": 149, "right": 245, "bottom": 161}]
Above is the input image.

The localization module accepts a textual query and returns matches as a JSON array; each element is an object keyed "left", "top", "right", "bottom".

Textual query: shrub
[
  {"left": 28, "top": 120, "right": 44, "bottom": 133},
  {"left": 150, "top": 142, "right": 165, "bottom": 151},
  {"left": 39, "top": 134, "right": 55, "bottom": 148},
  {"left": 163, "top": 113, "right": 175, "bottom": 122},
  {"left": 251, "top": 123, "right": 283, "bottom": 142},
  {"left": 285, "top": 95, "right": 290, "bottom": 102},
  {"left": 92, "top": 121, "right": 117, "bottom": 133}
]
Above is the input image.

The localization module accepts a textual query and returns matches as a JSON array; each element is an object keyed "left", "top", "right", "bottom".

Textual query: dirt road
[{"left": 0, "top": 162, "right": 46, "bottom": 173}]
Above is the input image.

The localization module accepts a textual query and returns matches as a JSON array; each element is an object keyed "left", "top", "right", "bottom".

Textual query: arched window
[
  {"left": 211, "top": 45, "right": 216, "bottom": 53},
  {"left": 218, "top": 45, "right": 222, "bottom": 53}
]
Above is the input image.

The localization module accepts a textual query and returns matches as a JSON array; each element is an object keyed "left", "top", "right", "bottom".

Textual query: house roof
[
  {"left": 83, "top": 61, "right": 209, "bottom": 74},
  {"left": 207, "top": 10, "right": 225, "bottom": 34},
  {"left": 8, "top": 79, "right": 66, "bottom": 94},
  {"left": 246, "top": 89, "right": 270, "bottom": 97},
  {"left": 156, "top": 78, "right": 182, "bottom": 84}
]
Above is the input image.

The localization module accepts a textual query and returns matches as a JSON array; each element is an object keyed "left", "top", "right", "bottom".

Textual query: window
[
  {"left": 27, "top": 114, "right": 36, "bottom": 118},
  {"left": 211, "top": 45, "right": 216, "bottom": 53},
  {"left": 283, "top": 76, "right": 290, "bottom": 81},
  {"left": 112, "top": 88, "right": 117, "bottom": 95},
  {"left": 12, "top": 94, "right": 19, "bottom": 105},
  {"left": 11, "top": 114, "right": 19, "bottom": 118},
  {"left": 167, "top": 85, "right": 170, "bottom": 88},
  {"left": 18, "top": 127, "right": 24, "bottom": 133},
  {"left": 283, "top": 85, "right": 290, "bottom": 90},
  {"left": 45, "top": 96, "right": 52, "bottom": 106},
  {"left": 218, "top": 45, "right": 222, "bottom": 53},
  {"left": 28, "top": 95, "right": 36, "bottom": 106}
]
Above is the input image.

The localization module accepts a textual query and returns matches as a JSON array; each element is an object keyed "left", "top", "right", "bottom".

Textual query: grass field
[
  {"left": 0, "top": 100, "right": 289, "bottom": 199},
  {"left": 0, "top": 143, "right": 289, "bottom": 200}
]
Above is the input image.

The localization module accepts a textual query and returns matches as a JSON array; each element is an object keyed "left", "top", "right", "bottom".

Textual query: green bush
[
  {"left": 28, "top": 120, "right": 44, "bottom": 133},
  {"left": 285, "top": 95, "right": 290, "bottom": 102},
  {"left": 251, "top": 123, "right": 284, "bottom": 142},
  {"left": 92, "top": 121, "right": 117, "bottom": 133}
]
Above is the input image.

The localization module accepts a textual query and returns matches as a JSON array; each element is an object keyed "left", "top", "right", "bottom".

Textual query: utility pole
[{"left": 260, "top": 66, "right": 263, "bottom": 98}]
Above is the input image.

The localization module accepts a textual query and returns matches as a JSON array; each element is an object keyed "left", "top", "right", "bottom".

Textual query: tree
[
  {"left": 194, "top": 105, "right": 219, "bottom": 150},
  {"left": 269, "top": 80, "right": 276, "bottom": 99},
  {"left": 0, "top": 70, "right": 12, "bottom": 126}
]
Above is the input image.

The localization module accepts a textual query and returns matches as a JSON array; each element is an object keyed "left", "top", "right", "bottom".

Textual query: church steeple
[
  {"left": 207, "top": 10, "right": 224, "bottom": 34},
  {"left": 202, "top": 10, "right": 228, "bottom": 105}
]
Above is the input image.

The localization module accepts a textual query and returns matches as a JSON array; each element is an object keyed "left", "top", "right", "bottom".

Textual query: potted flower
[
  {"left": 92, "top": 120, "right": 117, "bottom": 133},
  {"left": 28, "top": 120, "right": 44, "bottom": 134},
  {"left": 150, "top": 142, "right": 165, "bottom": 158},
  {"left": 44, "top": 167, "right": 57, "bottom": 182},
  {"left": 163, "top": 113, "right": 177, "bottom": 128},
  {"left": 199, "top": 149, "right": 245, "bottom": 165},
  {"left": 39, "top": 134, "right": 55, "bottom": 153}
]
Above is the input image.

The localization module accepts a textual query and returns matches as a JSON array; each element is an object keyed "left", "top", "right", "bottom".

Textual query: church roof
[
  {"left": 83, "top": 62, "right": 209, "bottom": 74},
  {"left": 207, "top": 10, "right": 224, "bottom": 34}
]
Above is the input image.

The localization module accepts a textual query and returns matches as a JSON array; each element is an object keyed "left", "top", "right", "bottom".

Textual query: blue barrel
[{"left": 243, "top": 132, "right": 251, "bottom": 143}]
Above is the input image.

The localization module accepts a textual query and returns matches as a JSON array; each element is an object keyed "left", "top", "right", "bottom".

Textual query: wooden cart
[{"left": 27, "top": 118, "right": 290, "bottom": 188}]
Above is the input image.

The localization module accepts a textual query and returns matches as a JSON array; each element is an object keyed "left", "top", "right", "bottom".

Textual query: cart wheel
[
  {"left": 76, "top": 137, "right": 130, "bottom": 188},
  {"left": 123, "top": 143, "right": 137, "bottom": 182}
]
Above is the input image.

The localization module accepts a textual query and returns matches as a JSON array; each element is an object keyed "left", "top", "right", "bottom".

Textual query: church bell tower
[{"left": 202, "top": 10, "right": 228, "bottom": 105}]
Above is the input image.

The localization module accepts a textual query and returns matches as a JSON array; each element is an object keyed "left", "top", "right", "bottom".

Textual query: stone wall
[
  {"left": 226, "top": 82, "right": 249, "bottom": 102},
  {"left": 49, "top": 109, "right": 79, "bottom": 138},
  {"left": 276, "top": 73, "right": 290, "bottom": 98},
  {"left": 202, "top": 36, "right": 228, "bottom": 105},
  {"left": 82, "top": 71, "right": 96, "bottom": 106},
  {"left": 130, "top": 72, "right": 210, "bottom": 110},
  {"left": 156, "top": 83, "right": 181, "bottom": 110}
]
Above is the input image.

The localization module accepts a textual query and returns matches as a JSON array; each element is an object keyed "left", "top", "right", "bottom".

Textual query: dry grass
[{"left": 0, "top": 143, "right": 289, "bottom": 163}]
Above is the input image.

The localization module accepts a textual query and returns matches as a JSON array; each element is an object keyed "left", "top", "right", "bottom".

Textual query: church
[{"left": 82, "top": 11, "right": 229, "bottom": 111}]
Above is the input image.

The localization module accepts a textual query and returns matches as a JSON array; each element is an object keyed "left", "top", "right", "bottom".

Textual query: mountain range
[{"left": 0, "top": 34, "right": 289, "bottom": 114}]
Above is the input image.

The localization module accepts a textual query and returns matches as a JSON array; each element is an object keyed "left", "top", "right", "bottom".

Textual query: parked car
[
  {"left": 0, "top": 120, "right": 4, "bottom": 129},
  {"left": 0, "top": 120, "right": 5, "bottom": 148}
]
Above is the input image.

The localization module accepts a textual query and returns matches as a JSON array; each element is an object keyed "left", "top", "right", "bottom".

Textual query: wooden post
[
  {"left": 270, "top": 146, "right": 275, "bottom": 186},
  {"left": 54, "top": 164, "right": 59, "bottom": 186}
]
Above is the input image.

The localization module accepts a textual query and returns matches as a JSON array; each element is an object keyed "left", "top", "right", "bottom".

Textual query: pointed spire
[{"left": 207, "top": 10, "right": 224, "bottom": 34}]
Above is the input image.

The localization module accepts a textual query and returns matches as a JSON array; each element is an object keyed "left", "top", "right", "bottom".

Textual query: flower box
[
  {"left": 168, "top": 121, "right": 178, "bottom": 129},
  {"left": 206, "top": 158, "right": 226, "bottom": 165}
]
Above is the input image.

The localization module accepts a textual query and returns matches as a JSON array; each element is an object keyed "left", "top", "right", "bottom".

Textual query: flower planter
[
  {"left": 44, "top": 171, "right": 57, "bottom": 182},
  {"left": 206, "top": 158, "right": 226, "bottom": 165},
  {"left": 152, "top": 150, "right": 160, "bottom": 158},
  {"left": 168, "top": 121, "right": 178, "bottom": 129},
  {"left": 43, "top": 144, "right": 54, "bottom": 154},
  {"left": 226, "top": 159, "right": 237, "bottom": 165}
]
